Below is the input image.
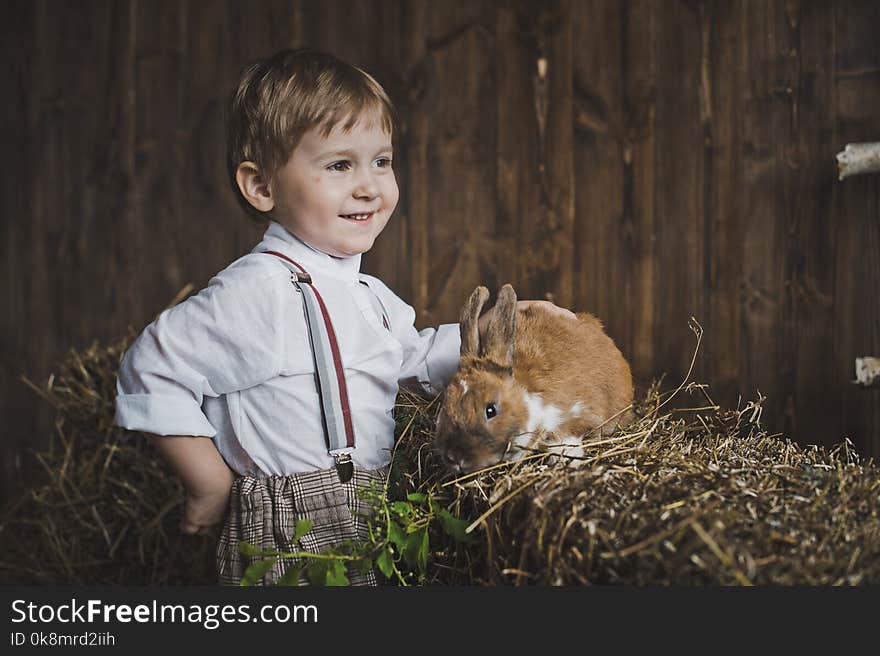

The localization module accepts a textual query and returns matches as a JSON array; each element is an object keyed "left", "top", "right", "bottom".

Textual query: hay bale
[
  {"left": 4, "top": 328, "right": 879, "bottom": 586},
  {"left": 0, "top": 335, "right": 215, "bottom": 585},
  {"left": 394, "top": 381, "right": 880, "bottom": 585}
]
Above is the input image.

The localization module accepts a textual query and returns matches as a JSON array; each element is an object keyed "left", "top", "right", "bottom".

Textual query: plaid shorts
[{"left": 216, "top": 466, "right": 387, "bottom": 586}]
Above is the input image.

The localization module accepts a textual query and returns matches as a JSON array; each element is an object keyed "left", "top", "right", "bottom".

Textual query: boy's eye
[
  {"left": 327, "top": 161, "right": 351, "bottom": 172},
  {"left": 375, "top": 157, "right": 392, "bottom": 168}
]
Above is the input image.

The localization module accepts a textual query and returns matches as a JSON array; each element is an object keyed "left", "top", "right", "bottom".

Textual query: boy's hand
[
  {"left": 478, "top": 299, "right": 577, "bottom": 336},
  {"left": 517, "top": 299, "right": 577, "bottom": 320},
  {"left": 181, "top": 487, "right": 231, "bottom": 535},
  {"left": 149, "top": 435, "right": 235, "bottom": 535}
]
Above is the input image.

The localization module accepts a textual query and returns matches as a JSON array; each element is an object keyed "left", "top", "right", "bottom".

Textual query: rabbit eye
[{"left": 485, "top": 403, "right": 498, "bottom": 419}]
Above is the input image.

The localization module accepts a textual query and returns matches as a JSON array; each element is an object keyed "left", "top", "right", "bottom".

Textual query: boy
[{"left": 114, "top": 48, "right": 570, "bottom": 585}]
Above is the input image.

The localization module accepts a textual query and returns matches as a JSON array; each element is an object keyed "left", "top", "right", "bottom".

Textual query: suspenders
[
  {"left": 262, "top": 250, "right": 388, "bottom": 483},
  {"left": 263, "top": 250, "right": 353, "bottom": 482}
]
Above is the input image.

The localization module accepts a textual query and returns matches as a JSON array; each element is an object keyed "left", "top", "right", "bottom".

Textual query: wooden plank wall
[{"left": 2, "top": 0, "right": 878, "bottom": 503}]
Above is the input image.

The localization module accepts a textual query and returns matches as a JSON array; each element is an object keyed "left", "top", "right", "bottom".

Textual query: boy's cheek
[
  {"left": 385, "top": 180, "right": 400, "bottom": 212},
  {"left": 376, "top": 212, "right": 392, "bottom": 232}
]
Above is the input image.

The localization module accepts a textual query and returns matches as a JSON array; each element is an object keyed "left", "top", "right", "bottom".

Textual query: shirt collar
[{"left": 254, "top": 221, "right": 363, "bottom": 283}]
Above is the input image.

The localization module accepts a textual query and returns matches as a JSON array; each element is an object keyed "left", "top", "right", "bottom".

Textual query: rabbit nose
[{"left": 442, "top": 451, "right": 463, "bottom": 473}]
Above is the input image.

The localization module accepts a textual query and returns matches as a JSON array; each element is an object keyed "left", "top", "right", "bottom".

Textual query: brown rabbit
[{"left": 434, "top": 284, "right": 634, "bottom": 473}]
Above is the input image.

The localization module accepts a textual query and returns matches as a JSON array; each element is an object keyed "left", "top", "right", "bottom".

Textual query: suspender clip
[{"left": 334, "top": 452, "right": 354, "bottom": 483}]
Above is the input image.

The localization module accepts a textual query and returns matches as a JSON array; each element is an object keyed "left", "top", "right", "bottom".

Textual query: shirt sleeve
[
  {"left": 365, "top": 278, "right": 461, "bottom": 396},
  {"left": 114, "top": 260, "right": 292, "bottom": 437},
  {"left": 400, "top": 322, "right": 461, "bottom": 396}
]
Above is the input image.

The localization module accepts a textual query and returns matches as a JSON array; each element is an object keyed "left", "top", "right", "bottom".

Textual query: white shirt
[{"left": 114, "top": 221, "right": 461, "bottom": 475}]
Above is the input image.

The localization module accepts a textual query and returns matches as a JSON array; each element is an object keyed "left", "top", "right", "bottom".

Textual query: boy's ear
[{"left": 235, "top": 162, "right": 274, "bottom": 212}]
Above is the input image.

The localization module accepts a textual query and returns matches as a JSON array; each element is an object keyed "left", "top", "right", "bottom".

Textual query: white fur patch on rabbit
[
  {"left": 523, "top": 390, "right": 565, "bottom": 434},
  {"left": 511, "top": 390, "right": 586, "bottom": 463}
]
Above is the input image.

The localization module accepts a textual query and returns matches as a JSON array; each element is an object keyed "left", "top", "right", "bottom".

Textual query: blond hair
[{"left": 226, "top": 48, "right": 396, "bottom": 220}]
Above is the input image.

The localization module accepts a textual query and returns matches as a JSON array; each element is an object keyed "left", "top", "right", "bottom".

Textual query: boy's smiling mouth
[{"left": 339, "top": 211, "right": 376, "bottom": 222}]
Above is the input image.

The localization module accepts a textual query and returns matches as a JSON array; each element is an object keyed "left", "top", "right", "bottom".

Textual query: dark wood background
[{"left": 2, "top": 0, "right": 878, "bottom": 504}]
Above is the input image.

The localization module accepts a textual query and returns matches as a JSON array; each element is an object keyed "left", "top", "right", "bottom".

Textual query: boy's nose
[{"left": 353, "top": 171, "right": 379, "bottom": 199}]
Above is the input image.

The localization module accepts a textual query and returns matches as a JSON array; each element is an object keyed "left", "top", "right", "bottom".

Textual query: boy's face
[{"left": 268, "top": 113, "right": 398, "bottom": 259}]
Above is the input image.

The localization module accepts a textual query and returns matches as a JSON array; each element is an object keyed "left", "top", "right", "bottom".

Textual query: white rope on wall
[
  {"left": 836, "top": 142, "right": 880, "bottom": 180},
  {"left": 855, "top": 357, "right": 880, "bottom": 388},
  {"left": 837, "top": 143, "right": 880, "bottom": 386}
]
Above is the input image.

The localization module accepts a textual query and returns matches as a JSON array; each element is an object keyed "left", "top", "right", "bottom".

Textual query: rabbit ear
[
  {"left": 483, "top": 284, "right": 517, "bottom": 368},
  {"left": 460, "top": 286, "right": 490, "bottom": 357}
]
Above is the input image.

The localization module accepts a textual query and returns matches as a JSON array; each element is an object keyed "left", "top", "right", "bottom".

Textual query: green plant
[{"left": 238, "top": 482, "right": 474, "bottom": 586}]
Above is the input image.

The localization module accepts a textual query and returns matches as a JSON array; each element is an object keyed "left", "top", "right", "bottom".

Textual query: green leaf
[
  {"left": 306, "top": 560, "right": 330, "bottom": 587},
  {"left": 325, "top": 560, "right": 350, "bottom": 586},
  {"left": 388, "top": 521, "right": 407, "bottom": 552},
  {"left": 354, "top": 557, "right": 373, "bottom": 576},
  {"left": 391, "top": 501, "right": 413, "bottom": 517},
  {"left": 238, "top": 541, "right": 262, "bottom": 557},
  {"left": 403, "top": 527, "right": 428, "bottom": 571},
  {"left": 376, "top": 547, "right": 394, "bottom": 579},
  {"left": 293, "top": 519, "right": 314, "bottom": 542},
  {"left": 240, "top": 557, "right": 277, "bottom": 586},
  {"left": 437, "top": 507, "right": 475, "bottom": 544},
  {"left": 277, "top": 565, "right": 301, "bottom": 587},
  {"left": 406, "top": 492, "right": 427, "bottom": 504},
  {"left": 417, "top": 528, "right": 429, "bottom": 575}
]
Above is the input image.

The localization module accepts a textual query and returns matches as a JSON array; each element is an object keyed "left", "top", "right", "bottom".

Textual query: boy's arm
[
  {"left": 115, "top": 262, "right": 292, "bottom": 439},
  {"left": 115, "top": 263, "right": 298, "bottom": 533},
  {"left": 366, "top": 278, "right": 577, "bottom": 395},
  {"left": 152, "top": 435, "right": 235, "bottom": 535}
]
